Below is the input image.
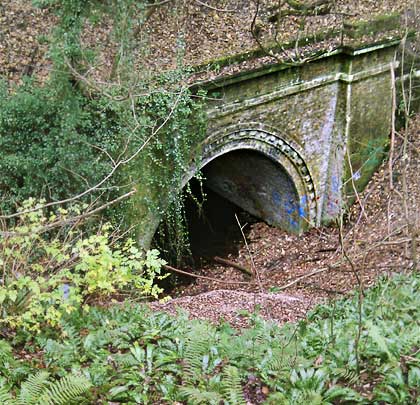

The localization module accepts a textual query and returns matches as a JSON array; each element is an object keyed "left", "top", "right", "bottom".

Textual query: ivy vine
[{"left": 1, "top": 0, "right": 208, "bottom": 262}]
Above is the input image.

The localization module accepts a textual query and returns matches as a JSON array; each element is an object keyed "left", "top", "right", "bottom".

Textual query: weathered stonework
[
  {"left": 200, "top": 128, "right": 317, "bottom": 232},
  {"left": 130, "top": 36, "right": 419, "bottom": 249},
  {"left": 199, "top": 42, "right": 400, "bottom": 227}
]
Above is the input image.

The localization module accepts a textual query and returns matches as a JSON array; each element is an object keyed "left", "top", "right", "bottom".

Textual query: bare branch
[
  {"left": 0, "top": 189, "right": 135, "bottom": 237},
  {"left": 194, "top": 0, "right": 235, "bottom": 13},
  {"left": 278, "top": 267, "right": 330, "bottom": 290},
  {"left": 162, "top": 263, "right": 253, "bottom": 285},
  {"left": 0, "top": 89, "right": 186, "bottom": 220}
]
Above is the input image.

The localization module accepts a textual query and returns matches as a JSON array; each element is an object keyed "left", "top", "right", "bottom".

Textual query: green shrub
[
  {"left": 0, "top": 199, "right": 167, "bottom": 333},
  {"left": 0, "top": 80, "right": 120, "bottom": 216}
]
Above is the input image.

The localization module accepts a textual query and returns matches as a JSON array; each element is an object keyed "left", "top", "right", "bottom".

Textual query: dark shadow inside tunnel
[
  {"left": 201, "top": 149, "right": 301, "bottom": 231},
  {"left": 183, "top": 178, "right": 257, "bottom": 265},
  {"left": 154, "top": 149, "right": 301, "bottom": 267}
]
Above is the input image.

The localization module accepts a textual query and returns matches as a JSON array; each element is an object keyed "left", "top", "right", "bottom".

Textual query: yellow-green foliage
[{"left": 0, "top": 199, "right": 167, "bottom": 332}]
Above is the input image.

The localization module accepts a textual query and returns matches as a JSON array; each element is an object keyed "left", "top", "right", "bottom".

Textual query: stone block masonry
[{"left": 129, "top": 37, "right": 419, "bottom": 249}]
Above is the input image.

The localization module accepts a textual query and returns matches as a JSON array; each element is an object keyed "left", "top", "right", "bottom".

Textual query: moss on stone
[
  {"left": 343, "top": 13, "right": 401, "bottom": 39},
  {"left": 194, "top": 27, "right": 340, "bottom": 75}
]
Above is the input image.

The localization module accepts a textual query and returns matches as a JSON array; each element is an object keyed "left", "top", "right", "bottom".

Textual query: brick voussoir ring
[{"left": 201, "top": 128, "right": 317, "bottom": 225}]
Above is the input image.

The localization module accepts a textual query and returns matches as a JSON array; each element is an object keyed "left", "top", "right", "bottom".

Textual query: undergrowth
[
  {"left": 0, "top": 272, "right": 419, "bottom": 404},
  {"left": 0, "top": 0, "right": 207, "bottom": 260}
]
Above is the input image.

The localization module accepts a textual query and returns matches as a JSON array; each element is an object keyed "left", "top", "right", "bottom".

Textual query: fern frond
[
  {"left": 0, "top": 340, "right": 14, "bottom": 359},
  {"left": 332, "top": 367, "right": 359, "bottom": 385},
  {"left": 114, "top": 352, "right": 139, "bottom": 368},
  {"left": 183, "top": 325, "right": 214, "bottom": 384},
  {"left": 18, "top": 371, "right": 50, "bottom": 405},
  {"left": 61, "top": 323, "right": 82, "bottom": 351},
  {"left": 16, "top": 372, "right": 90, "bottom": 405},
  {"left": 179, "top": 386, "right": 222, "bottom": 404},
  {"left": 324, "top": 385, "right": 364, "bottom": 402},
  {"left": 221, "top": 366, "right": 246, "bottom": 405},
  {"left": 366, "top": 321, "right": 393, "bottom": 360},
  {"left": 40, "top": 374, "right": 91, "bottom": 405},
  {"left": 265, "top": 349, "right": 290, "bottom": 373},
  {"left": 0, "top": 386, "right": 15, "bottom": 405}
]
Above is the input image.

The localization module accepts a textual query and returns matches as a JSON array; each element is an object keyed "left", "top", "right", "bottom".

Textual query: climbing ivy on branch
[{"left": 1, "top": 0, "right": 207, "bottom": 258}]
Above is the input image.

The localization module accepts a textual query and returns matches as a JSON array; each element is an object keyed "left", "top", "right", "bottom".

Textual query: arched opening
[
  {"left": 154, "top": 148, "right": 303, "bottom": 267},
  {"left": 201, "top": 149, "right": 302, "bottom": 233}
]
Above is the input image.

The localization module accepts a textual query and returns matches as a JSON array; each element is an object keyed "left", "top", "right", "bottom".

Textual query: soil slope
[{"left": 1, "top": 0, "right": 415, "bottom": 84}]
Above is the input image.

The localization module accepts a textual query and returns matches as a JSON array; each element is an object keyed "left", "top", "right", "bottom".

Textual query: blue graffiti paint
[
  {"left": 284, "top": 197, "right": 297, "bottom": 215},
  {"left": 286, "top": 207, "right": 295, "bottom": 215},
  {"left": 289, "top": 218, "right": 298, "bottom": 228},
  {"left": 286, "top": 198, "right": 299, "bottom": 230},
  {"left": 298, "top": 195, "right": 307, "bottom": 218},
  {"left": 298, "top": 206, "right": 305, "bottom": 218},
  {"left": 272, "top": 190, "right": 282, "bottom": 206}
]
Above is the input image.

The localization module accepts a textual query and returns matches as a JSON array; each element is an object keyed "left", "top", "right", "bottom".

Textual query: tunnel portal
[
  {"left": 130, "top": 40, "right": 409, "bottom": 251},
  {"left": 202, "top": 149, "right": 302, "bottom": 233}
]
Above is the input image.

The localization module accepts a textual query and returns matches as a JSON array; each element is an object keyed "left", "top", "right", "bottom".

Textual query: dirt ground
[
  {"left": 151, "top": 113, "right": 420, "bottom": 328},
  {"left": 1, "top": 0, "right": 416, "bottom": 84}
]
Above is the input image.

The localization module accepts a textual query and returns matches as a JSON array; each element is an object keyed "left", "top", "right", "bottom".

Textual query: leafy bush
[
  {"left": 0, "top": 199, "right": 167, "bottom": 333},
  {"left": 1, "top": 0, "right": 208, "bottom": 256},
  {"left": 0, "top": 80, "right": 121, "bottom": 216}
]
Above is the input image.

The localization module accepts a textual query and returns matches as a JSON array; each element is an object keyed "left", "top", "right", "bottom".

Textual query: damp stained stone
[{"left": 126, "top": 36, "right": 416, "bottom": 250}]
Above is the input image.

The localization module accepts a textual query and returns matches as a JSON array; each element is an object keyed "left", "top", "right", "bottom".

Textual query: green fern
[
  {"left": 263, "top": 344, "right": 304, "bottom": 375},
  {"left": 332, "top": 367, "right": 359, "bottom": 385},
  {"left": 182, "top": 324, "right": 215, "bottom": 384},
  {"left": 18, "top": 371, "right": 50, "bottom": 405},
  {"left": 221, "top": 366, "right": 246, "bottom": 405},
  {"left": 323, "top": 385, "right": 365, "bottom": 403},
  {"left": 179, "top": 386, "right": 222, "bottom": 404},
  {"left": 15, "top": 371, "right": 91, "bottom": 405},
  {"left": 0, "top": 386, "right": 15, "bottom": 405},
  {"left": 114, "top": 351, "right": 140, "bottom": 368},
  {"left": 39, "top": 374, "right": 92, "bottom": 405},
  {"left": 366, "top": 321, "right": 394, "bottom": 360}
]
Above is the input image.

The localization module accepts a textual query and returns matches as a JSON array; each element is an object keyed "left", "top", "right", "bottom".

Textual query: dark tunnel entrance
[
  {"left": 183, "top": 177, "right": 257, "bottom": 263},
  {"left": 155, "top": 149, "right": 301, "bottom": 267}
]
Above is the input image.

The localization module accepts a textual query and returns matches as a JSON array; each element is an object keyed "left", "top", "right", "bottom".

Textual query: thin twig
[
  {"left": 0, "top": 190, "right": 135, "bottom": 237},
  {"left": 389, "top": 57, "right": 397, "bottom": 190},
  {"left": 278, "top": 267, "right": 330, "bottom": 290},
  {"left": 194, "top": 0, "right": 235, "bottom": 12},
  {"left": 235, "top": 214, "right": 263, "bottom": 290},
  {"left": 162, "top": 264, "right": 253, "bottom": 285},
  {"left": 213, "top": 256, "right": 253, "bottom": 277}
]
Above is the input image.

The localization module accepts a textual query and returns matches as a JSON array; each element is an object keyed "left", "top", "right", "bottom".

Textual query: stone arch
[
  {"left": 142, "top": 126, "right": 318, "bottom": 250},
  {"left": 185, "top": 127, "right": 317, "bottom": 233}
]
